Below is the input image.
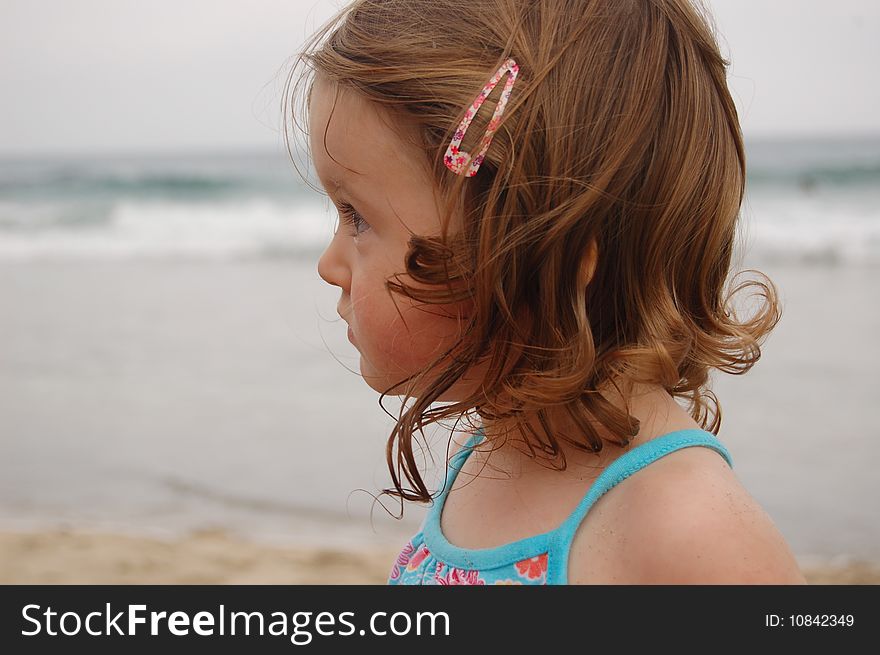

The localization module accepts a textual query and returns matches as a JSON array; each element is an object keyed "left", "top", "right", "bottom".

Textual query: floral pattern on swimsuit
[{"left": 387, "top": 532, "right": 549, "bottom": 585}]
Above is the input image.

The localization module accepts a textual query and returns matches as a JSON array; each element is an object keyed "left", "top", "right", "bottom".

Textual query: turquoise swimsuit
[{"left": 387, "top": 427, "right": 733, "bottom": 585}]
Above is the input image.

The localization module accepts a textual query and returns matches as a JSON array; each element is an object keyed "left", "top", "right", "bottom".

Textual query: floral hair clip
[{"left": 444, "top": 57, "right": 519, "bottom": 177}]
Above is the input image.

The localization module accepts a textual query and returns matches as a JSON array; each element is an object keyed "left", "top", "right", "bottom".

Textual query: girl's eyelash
[{"left": 337, "top": 201, "right": 369, "bottom": 235}]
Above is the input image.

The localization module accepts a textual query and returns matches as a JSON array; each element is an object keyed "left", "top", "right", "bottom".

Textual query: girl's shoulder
[{"left": 568, "top": 445, "right": 807, "bottom": 584}]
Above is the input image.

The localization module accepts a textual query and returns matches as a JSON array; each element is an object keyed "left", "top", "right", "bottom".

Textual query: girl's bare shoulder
[{"left": 569, "top": 445, "right": 807, "bottom": 584}]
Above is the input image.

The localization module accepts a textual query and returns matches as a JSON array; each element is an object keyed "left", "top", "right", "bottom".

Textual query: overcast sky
[{"left": 1, "top": 0, "right": 877, "bottom": 156}]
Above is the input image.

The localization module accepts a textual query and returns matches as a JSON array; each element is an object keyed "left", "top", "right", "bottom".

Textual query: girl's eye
[{"left": 337, "top": 201, "right": 370, "bottom": 236}]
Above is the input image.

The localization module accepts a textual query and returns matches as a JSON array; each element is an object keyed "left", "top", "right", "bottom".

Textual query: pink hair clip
[{"left": 444, "top": 57, "right": 519, "bottom": 177}]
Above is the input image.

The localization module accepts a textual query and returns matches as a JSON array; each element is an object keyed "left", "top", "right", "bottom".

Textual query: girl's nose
[{"left": 317, "top": 232, "right": 349, "bottom": 290}]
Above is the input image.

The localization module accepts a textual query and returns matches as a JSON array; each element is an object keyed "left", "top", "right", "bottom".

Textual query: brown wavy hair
[{"left": 282, "top": 0, "right": 781, "bottom": 509}]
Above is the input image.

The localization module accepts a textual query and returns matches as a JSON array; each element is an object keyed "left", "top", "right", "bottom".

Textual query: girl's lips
[{"left": 347, "top": 325, "right": 355, "bottom": 342}]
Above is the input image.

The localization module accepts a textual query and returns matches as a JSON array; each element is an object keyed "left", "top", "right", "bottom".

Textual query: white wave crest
[{"left": 0, "top": 199, "right": 334, "bottom": 261}]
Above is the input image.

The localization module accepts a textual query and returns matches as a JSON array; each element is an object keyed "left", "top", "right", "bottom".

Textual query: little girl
[{"left": 286, "top": 0, "right": 806, "bottom": 584}]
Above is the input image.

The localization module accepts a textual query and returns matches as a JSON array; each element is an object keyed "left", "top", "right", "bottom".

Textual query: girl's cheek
[
  {"left": 393, "top": 309, "right": 466, "bottom": 371},
  {"left": 353, "top": 273, "right": 471, "bottom": 372}
]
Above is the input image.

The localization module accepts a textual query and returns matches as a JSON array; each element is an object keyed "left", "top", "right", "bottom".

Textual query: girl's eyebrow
[
  {"left": 315, "top": 163, "right": 371, "bottom": 205},
  {"left": 329, "top": 175, "right": 365, "bottom": 201},
  {"left": 319, "top": 174, "right": 376, "bottom": 215},
  {"left": 315, "top": 172, "right": 344, "bottom": 197},
  {"left": 317, "top": 170, "right": 349, "bottom": 194}
]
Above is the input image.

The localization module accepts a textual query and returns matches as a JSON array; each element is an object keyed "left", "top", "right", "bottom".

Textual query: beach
[
  {"left": 0, "top": 528, "right": 400, "bottom": 585},
  {"left": 0, "top": 256, "right": 878, "bottom": 584},
  {"left": 1, "top": 142, "right": 878, "bottom": 585},
  {"left": 2, "top": 528, "right": 878, "bottom": 585}
]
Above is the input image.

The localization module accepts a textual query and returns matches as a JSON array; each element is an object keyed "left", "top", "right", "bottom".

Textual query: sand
[
  {"left": 1, "top": 529, "right": 877, "bottom": 585},
  {"left": 0, "top": 529, "right": 400, "bottom": 585}
]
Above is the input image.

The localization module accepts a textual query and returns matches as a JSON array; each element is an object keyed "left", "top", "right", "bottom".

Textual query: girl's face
[{"left": 310, "top": 76, "right": 476, "bottom": 398}]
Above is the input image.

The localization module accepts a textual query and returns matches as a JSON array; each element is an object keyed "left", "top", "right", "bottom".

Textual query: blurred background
[{"left": 0, "top": 0, "right": 877, "bottom": 583}]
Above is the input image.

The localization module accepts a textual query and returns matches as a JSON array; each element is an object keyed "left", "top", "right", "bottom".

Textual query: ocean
[
  {"left": 1, "top": 136, "right": 879, "bottom": 265},
  {"left": 0, "top": 135, "right": 878, "bottom": 563}
]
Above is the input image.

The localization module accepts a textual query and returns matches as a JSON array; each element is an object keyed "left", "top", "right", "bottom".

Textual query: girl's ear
[{"left": 579, "top": 238, "right": 599, "bottom": 288}]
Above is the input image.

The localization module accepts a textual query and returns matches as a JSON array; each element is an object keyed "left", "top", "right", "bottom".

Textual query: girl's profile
[{"left": 284, "top": 0, "right": 807, "bottom": 585}]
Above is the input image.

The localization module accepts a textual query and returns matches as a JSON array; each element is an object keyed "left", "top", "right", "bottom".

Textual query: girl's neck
[{"left": 473, "top": 382, "right": 702, "bottom": 480}]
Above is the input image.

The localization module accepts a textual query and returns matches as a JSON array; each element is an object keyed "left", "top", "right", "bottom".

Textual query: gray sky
[{"left": 1, "top": 0, "right": 878, "bottom": 156}]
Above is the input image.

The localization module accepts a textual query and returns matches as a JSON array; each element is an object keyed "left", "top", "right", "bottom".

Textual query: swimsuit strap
[{"left": 546, "top": 428, "right": 733, "bottom": 583}]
